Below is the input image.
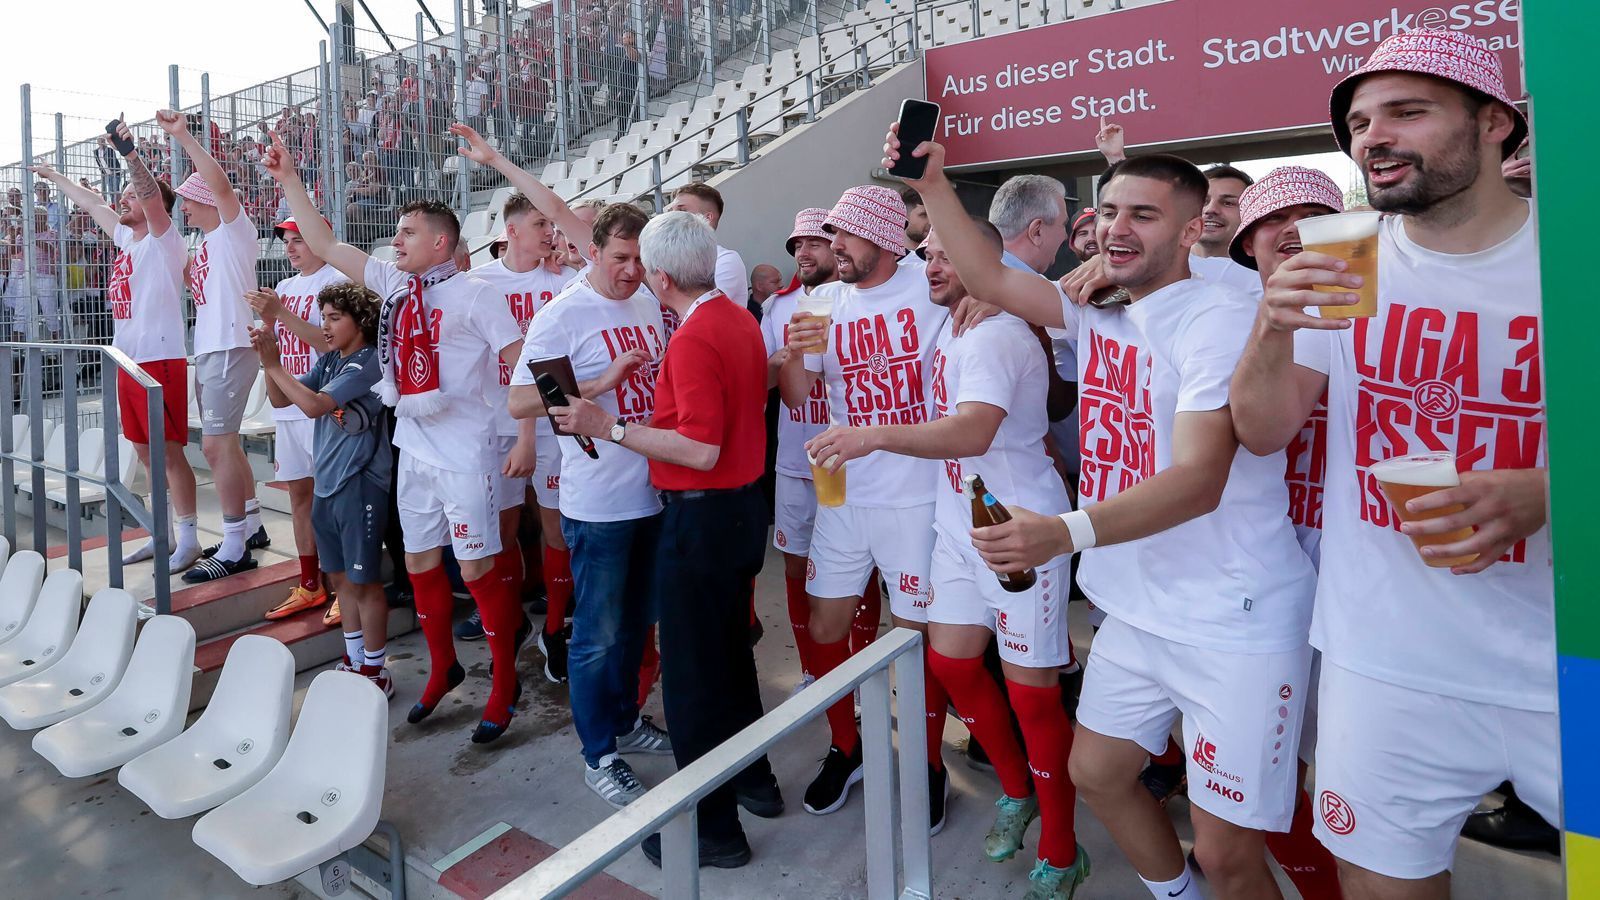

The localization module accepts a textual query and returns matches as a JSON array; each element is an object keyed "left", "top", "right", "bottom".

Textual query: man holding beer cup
[{"left": 1229, "top": 29, "right": 1556, "bottom": 896}]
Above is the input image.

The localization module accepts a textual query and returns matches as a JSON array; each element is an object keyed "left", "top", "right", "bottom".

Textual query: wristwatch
[{"left": 608, "top": 420, "right": 627, "bottom": 443}]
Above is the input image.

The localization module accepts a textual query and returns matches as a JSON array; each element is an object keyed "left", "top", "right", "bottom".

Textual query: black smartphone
[
  {"left": 888, "top": 99, "right": 942, "bottom": 180},
  {"left": 105, "top": 119, "right": 135, "bottom": 156},
  {"left": 534, "top": 371, "right": 600, "bottom": 460}
]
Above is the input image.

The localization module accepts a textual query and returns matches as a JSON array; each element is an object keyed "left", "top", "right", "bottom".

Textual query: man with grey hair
[
  {"left": 990, "top": 174, "right": 1069, "bottom": 275},
  {"left": 554, "top": 210, "right": 780, "bottom": 869}
]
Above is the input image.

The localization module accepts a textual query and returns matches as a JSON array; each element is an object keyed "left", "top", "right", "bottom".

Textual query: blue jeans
[{"left": 562, "top": 512, "right": 662, "bottom": 767}]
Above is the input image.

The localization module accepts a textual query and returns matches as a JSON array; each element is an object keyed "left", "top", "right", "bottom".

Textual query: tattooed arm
[{"left": 118, "top": 121, "right": 173, "bottom": 238}]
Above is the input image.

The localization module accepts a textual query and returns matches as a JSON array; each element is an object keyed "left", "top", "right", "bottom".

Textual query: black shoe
[
  {"left": 524, "top": 587, "right": 548, "bottom": 617},
  {"left": 640, "top": 831, "right": 752, "bottom": 869},
  {"left": 181, "top": 553, "right": 259, "bottom": 584},
  {"left": 965, "top": 736, "right": 994, "bottom": 773},
  {"left": 803, "top": 743, "right": 864, "bottom": 815},
  {"left": 1139, "top": 760, "right": 1187, "bottom": 806},
  {"left": 407, "top": 661, "right": 466, "bottom": 724},
  {"left": 538, "top": 626, "right": 569, "bottom": 684},
  {"left": 200, "top": 525, "right": 270, "bottom": 559},
  {"left": 1462, "top": 793, "right": 1560, "bottom": 855},
  {"left": 453, "top": 609, "right": 486, "bottom": 641},
  {"left": 735, "top": 776, "right": 785, "bottom": 818},
  {"left": 929, "top": 764, "right": 948, "bottom": 835}
]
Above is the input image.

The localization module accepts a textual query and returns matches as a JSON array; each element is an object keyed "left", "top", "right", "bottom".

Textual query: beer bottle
[{"left": 965, "top": 473, "right": 1037, "bottom": 593}]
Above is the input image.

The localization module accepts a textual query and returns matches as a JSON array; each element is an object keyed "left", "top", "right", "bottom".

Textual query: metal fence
[{"left": 492, "top": 627, "right": 932, "bottom": 899}]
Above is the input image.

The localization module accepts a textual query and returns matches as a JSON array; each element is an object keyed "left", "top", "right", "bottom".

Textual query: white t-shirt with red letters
[
  {"left": 364, "top": 257, "right": 525, "bottom": 474},
  {"left": 188, "top": 211, "right": 260, "bottom": 356},
  {"left": 929, "top": 311, "right": 1071, "bottom": 553},
  {"left": 468, "top": 258, "right": 579, "bottom": 437},
  {"left": 804, "top": 263, "right": 947, "bottom": 508},
  {"left": 110, "top": 224, "right": 188, "bottom": 363},
  {"left": 1063, "top": 277, "right": 1315, "bottom": 654},
  {"left": 1293, "top": 210, "right": 1553, "bottom": 711},
  {"left": 270, "top": 265, "right": 346, "bottom": 422},
  {"left": 763, "top": 280, "right": 832, "bottom": 479},
  {"left": 515, "top": 271, "right": 667, "bottom": 523}
]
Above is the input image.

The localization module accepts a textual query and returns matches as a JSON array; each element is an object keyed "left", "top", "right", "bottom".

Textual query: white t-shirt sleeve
[
  {"left": 513, "top": 305, "right": 566, "bottom": 386},
  {"left": 363, "top": 256, "right": 407, "bottom": 299},
  {"left": 154, "top": 225, "right": 187, "bottom": 267},
  {"left": 716, "top": 246, "right": 748, "bottom": 306},
  {"left": 1173, "top": 302, "right": 1252, "bottom": 414},
  {"left": 1291, "top": 326, "right": 1333, "bottom": 375},
  {"left": 760, "top": 303, "right": 780, "bottom": 356},
  {"left": 954, "top": 325, "right": 1023, "bottom": 412},
  {"left": 465, "top": 283, "right": 526, "bottom": 357},
  {"left": 219, "top": 208, "right": 257, "bottom": 248}
]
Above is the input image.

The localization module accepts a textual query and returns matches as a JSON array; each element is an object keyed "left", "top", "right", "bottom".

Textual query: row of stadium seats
[{"left": 0, "top": 539, "right": 387, "bottom": 887}]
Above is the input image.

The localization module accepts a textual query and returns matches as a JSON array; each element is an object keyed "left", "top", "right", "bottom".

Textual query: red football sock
[
  {"left": 298, "top": 554, "right": 321, "bottom": 593},
  {"left": 1153, "top": 734, "right": 1183, "bottom": 767},
  {"left": 542, "top": 544, "right": 573, "bottom": 636},
  {"left": 468, "top": 569, "right": 523, "bottom": 728},
  {"left": 1266, "top": 789, "right": 1345, "bottom": 899},
  {"left": 1009, "top": 680, "right": 1079, "bottom": 869},
  {"left": 928, "top": 650, "right": 1031, "bottom": 798},
  {"left": 493, "top": 548, "right": 525, "bottom": 601},
  {"left": 851, "top": 576, "right": 882, "bottom": 653},
  {"left": 810, "top": 636, "right": 858, "bottom": 754},
  {"left": 411, "top": 565, "right": 460, "bottom": 709},
  {"left": 785, "top": 574, "right": 817, "bottom": 677},
  {"left": 637, "top": 625, "right": 661, "bottom": 710},
  {"left": 923, "top": 654, "right": 950, "bottom": 771}
]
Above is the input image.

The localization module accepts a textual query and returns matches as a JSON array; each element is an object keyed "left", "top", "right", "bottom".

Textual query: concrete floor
[{"left": 0, "top": 543, "right": 1566, "bottom": 900}]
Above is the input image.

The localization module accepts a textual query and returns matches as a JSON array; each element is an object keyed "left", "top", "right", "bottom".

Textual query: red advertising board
[{"left": 923, "top": 0, "right": 1523, "bottom": 168}]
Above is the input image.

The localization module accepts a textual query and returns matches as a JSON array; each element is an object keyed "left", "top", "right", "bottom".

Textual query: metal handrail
[
  {"left": 491, "top": 627, "right": 932, "bottom": 899},
  {"left": 0, "top": 342, "right": 172, "bottom": 612}
]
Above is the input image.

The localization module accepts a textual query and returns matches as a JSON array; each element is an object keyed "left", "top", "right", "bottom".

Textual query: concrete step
[{"left": 190, "top": 601, "right": 418, "bottom": 711}]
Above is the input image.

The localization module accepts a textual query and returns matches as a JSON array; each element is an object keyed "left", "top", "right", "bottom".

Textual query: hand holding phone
[
  {"left": 105, "top": 120, "right": 136, "bottom": 156},
  {"left": 534, "top": 371, "right": 600, "bottom": 460},
  {"left": 887, "top": 99, "right": 941, "bottom": 180}
]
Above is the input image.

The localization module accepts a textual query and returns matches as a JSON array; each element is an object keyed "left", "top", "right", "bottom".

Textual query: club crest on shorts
[{"left": 1319, "top": 790, "right": 1356, "bottom": 835}]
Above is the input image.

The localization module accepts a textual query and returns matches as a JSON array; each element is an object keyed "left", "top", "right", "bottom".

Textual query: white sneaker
[
  {"left": 790, "top": 673, "right": 816, "bottom": 698},
  {"left": 586, "top": 755, "right": 647, "bottom": 809},
  {"left": 122, "top": 541, "right": 155, "bottom": 565},
  {"left": 615, "top": 715, "right": 673, "bottom": 755}
]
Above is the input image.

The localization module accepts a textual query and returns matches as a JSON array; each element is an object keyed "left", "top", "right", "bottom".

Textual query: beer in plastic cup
[
  {"left": 810, "top": 452, "right": 846, "bottom": 507},
  {"left": 1298, "top": 210, "right": 1381, "bottom": 319},
  {"left": 792, "top": 295, "right": 834, "bottom": 354},
  {"left": 1371, "top": 451, "right": 1479, "bottom": 568}
]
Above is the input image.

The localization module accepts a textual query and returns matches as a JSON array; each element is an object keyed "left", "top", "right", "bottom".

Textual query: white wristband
[{"left": 1059, "top": 509, "right": 1097, "bottom": 553}]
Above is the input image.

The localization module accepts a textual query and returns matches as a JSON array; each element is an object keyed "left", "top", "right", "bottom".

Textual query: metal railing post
[
  {"left": 856, "top": 44, "right": 870, "bottom": 89},
  {"left": 19, "top": 86, "right": 38, "bottom": 344},
  {"left": 319, "top": 41, "right": 336, "bottom": 211},
  {"left": 760, "top": 0, "right": 772, "bottom": 62},
  {"left": 454, "top": 0, "right": 470, "bottom": 220},
  {"left": 860, "top": 665, "right": 896, "bottom": 899},
  {"left": 25, "top": 350, "right": 45, "bottom": 553},
  {"left": 970, "top": 0, "right": 980, "bottom": 35},
  {"left": 415, "top": 14, "right": 428, "bottom": 191},
  {"left": 907, "top": 14, "right": 919, "bottom": 56},
  {"left": 553, "top": 0, "right": 569, "bottom": 160},
  {"left": 54, "top": 113, "right": 67, "bottom": 342},
  {"left": 202, "top": 73, "right": 212, "bottom": 166},
  {"left": 661, "top": 811, "right": 700, "bottom": 896},
  {"left": 634, "top": 0, "right": 650, "bottom": 124},
  {"left": 329, "top": 27, "right": 347, "bottom": 240},
  {"left": 103, "top": 368, "right": 124, "bottom": 591},
  {"left": 651, "top": 153, "right": 665, "bottom": 209},
  {"left": 61, "top": 348, "right": 81, "bottom": 572},
  {"left": 735, "top": 107, "right": 749, "bottom": 165},
  {"left": 1, "top": 350, "right": 13, "bottom": 549},
  {"left": 703, "top": 0, "right": 717, "bottom": 89},
  {"left": 168, "top": 66, "right": 185, "bottom": 210},
  {"left": 808, "top": 0, "right": 819, "bottom": 36},
  {"left": 804, "top": 72, "right": 817, "bottom": 122},
  {"left": 894, "top": 640, "right": 932, "bottom": 900}
]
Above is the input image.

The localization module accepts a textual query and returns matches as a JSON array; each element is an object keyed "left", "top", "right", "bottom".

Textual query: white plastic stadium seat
[
  {"left": 539, "top": 159, "right": 569, "bottom": 184},
  {"left": 16, "top": 427, "right": 67, "bottom": 499},
  {"left": 0, "top": 550, "right": 46, "bottom": 647},
  {"left": 701, "top": 114, "right": 747, "bottom": 167},
  {"left": 608, "top": 163, "right": 658, "bottom": 206},
  {"left": 459, "top": 210, "right": 492, "bottom": 243},
  {"left": 33, "top": 614, "right": 195, "bottom": 777},
  {"left": 584, "top": 137, "right": 614, "bottom": 160},
  {"left": 369, "top": 245, "right": 397, "bottom": 263},
  {"left": 0, "top": 569, "right": 84, "bottom": 688},
  {"left": 41, "top": 427, "right": 105, "bottom": 499},
  {"left": 0, "top": 534, "right": 10, "bottom": 577},
  {"left": 120, "top": 635, "right": 295, "bottom": 819},
  {"left": 52, "top": 438, "right": 142, "bottom": 506},
  {"left": 193, "top": 671, "right": 388, "bottom": 885},
  {"left": 9, "top": 414, "right": 53, "bottom": 457},
  {"left": 0, "top": 587, "right": 135, "bottom": 729}
]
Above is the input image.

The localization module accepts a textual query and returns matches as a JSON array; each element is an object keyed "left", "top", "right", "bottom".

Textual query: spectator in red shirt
[{"left": 553, "top": 210, "right": 779, "bottom": 868}]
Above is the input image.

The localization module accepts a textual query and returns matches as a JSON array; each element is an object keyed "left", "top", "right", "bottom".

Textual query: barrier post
[
  {"left": 703, "top": 0, "right": 717, "bottom": 90},
  {"left": 415, "top": 14, "right": 429, "bottom": 190},
  {"left": 19, "top": 86, "right": 38, "bottom": 344},
  {"left": 54, "top": 113, "right": 67, "bottom": 342},
  {"left": 329, "top": 27, "right": 347, "bottom": 240},
  {"left": 553, "top": 0, "right": 570, "bottom": 160},
  {"left": 635, "top": 0, "right": 650, "bottom": 123},
  {"left": 454, "top": 0, "right": 469, "bottom": 219}
]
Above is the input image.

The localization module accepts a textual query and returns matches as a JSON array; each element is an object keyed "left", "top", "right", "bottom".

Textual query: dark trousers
[{"left": 654, "top": 483, "right": 773, "bottom": 841}]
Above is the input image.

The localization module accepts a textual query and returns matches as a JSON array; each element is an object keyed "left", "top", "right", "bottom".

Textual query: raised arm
[
  {"left": 118, "top": 122, "right": 172, "bottom": 238},
  {"left": 30, "top": 165, "right": 119, "bottom": 237},
  {"left": 262, "top": 132, "right": 370, "bottom": 285},
  {"left": 882, "top": 128, "right": 1064, "bottom": 329},
  {"left": 449, "top": 122, "right": 590, "bottom": 253},
  {"left": 156, "top": 110, "right": 240, "bottom": 223}
]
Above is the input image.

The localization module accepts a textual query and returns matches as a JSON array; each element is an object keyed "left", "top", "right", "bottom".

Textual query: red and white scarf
[{"left": 375, "top": 259, "right": 457, "bottom": 417}]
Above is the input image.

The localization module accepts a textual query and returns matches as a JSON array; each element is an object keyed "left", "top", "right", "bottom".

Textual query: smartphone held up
[{"left": 887, "top": 99, "right": 942, "bottom": 180}]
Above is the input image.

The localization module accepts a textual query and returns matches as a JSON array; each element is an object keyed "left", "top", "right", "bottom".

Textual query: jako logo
[
  {"left": 1206, "top": 779, "right": 1245, "bottom": 803},
  {"left": 1028, "top": 763, "right": 1051, "bottom": 781},
  {"left": 1003, "top": 639, "right": 1029, "bottom": 654},
  {"left": 1192, "top": 734, "right": 1218, "bottom": 772}
]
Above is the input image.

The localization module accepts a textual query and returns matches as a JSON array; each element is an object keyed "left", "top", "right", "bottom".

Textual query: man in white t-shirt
[
  {"left": 156, "top": 110, "right": 268, "bottom": 584},
  {"left": 890, "top": 130, "right": 1317, "bottom": 899},
  {"left": 262, "top": 133, "right": 530, "bottom": 746},
  {"left": 763, "top": 208, "right": 836, "bottom": 693},
  {"left": 1230, "top": 31, "right": 1554, "bottom": 897},
  {"left": 451, "top": 190, "right": 574, "bottom": 664},
  {"left": 509, "top": 202, "right": 675, "bottom": 809},
  {"left": 808, "top": 222, "right": 1087, "bottom": 897},
  {"left": 1187, "top": 165, "right": 1262, "bottom": 302},
  {"left": 246, "top": 217, "right": 346, "bottom": 627},
  {"left": 29, "top": 152, "right": 202, "bottom": 572},
  {"left": 777, "top": 185, "right": 949, "bottom": 818},
  {"left": 665, "top": 183, "right": 748, "bottom": 306}
]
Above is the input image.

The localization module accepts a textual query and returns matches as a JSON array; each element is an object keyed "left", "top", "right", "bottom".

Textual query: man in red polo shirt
[{"left": 553, "top": 209, "right": 779, "bottom": 870}]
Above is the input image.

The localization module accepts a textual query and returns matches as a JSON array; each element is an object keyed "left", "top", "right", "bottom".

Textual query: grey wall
[{"left": 710, "top": 62, "right": 925, "bottom": 283}]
